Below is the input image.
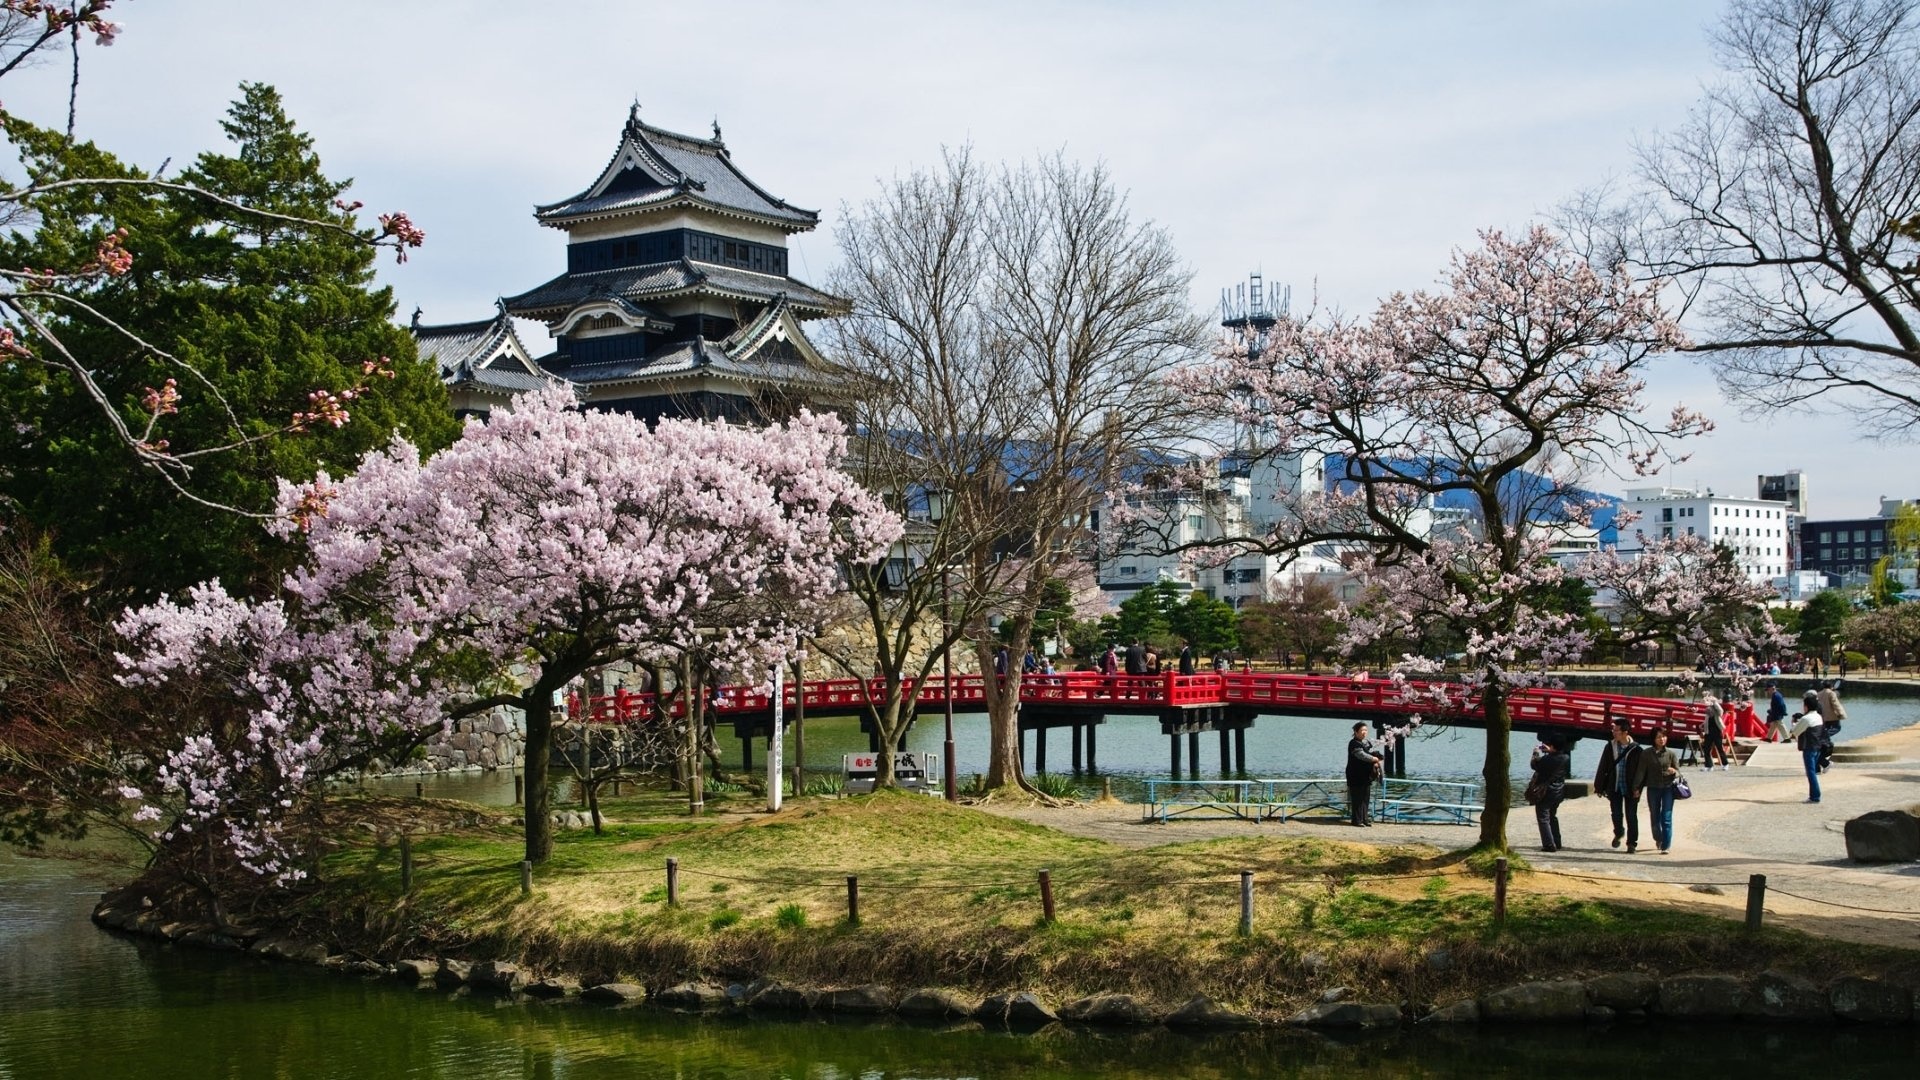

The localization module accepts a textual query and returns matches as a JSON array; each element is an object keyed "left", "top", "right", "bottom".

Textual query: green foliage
[
  {"left": 801, "top": 774, "right": 844, "bottom": 797},
  {"left": 1797, "top": 590, "right": 1852, "bottom": 657},
  {"left": 1102, "top": 579, "right": 1238, "bottom": 654},
  {"left": 0, "top": 83, "right": 457, "bottom": 601},
  {"left": 706, "top": 909, "right": 742, "bottom": 930},
  {"left": 1027, "top": 771, "right": 1086, "bottom": 799},
  {"left": 774, "top": 903, "right": 807, "bottom": 929},
  {"left": 1237, "top": 578, "right": 1341, "bottom": 669}
]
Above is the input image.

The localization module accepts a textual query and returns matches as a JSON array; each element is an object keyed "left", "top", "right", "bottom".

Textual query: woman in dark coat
[
  {"left": 1529, "top": 735, "right": 1572, "bottom": 852},
  {"left": 1345, "top": 722, "right": 1385, "bottom": 827}
]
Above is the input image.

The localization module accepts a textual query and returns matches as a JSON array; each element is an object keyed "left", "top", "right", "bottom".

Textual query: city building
[
  {"left": 1798, "top": 497, "right": 1919, "bottom": 588},
  {"left": 1614, "top": 486, "right": 1792, "bottom": 586},
  {"left": 1758, "top": 469, "right": 1809, "bottom": 573}
]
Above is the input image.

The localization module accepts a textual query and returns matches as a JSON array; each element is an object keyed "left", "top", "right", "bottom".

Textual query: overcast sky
[{"left": 8, "top": 0, "right": 1910, "bottom": 519}]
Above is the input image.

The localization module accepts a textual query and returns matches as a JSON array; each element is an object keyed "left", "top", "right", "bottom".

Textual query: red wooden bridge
[{"left": 572, "top": 671, "right": 1704, "bottom": 778}]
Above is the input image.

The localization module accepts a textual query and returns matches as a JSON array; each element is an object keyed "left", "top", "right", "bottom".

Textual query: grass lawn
[{"left": 302, "top": 787, "right": 1913, "bottom": 1016}]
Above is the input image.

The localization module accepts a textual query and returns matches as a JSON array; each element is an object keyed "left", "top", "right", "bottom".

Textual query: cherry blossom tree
[
  {"left": 1172, "top": 227, "right": 1717, "bottom": 851},
  {"left": 114, "top": 386, "right": 898, "bottom": 876}
]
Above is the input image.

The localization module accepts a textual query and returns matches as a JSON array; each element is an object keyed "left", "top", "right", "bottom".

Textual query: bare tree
[
  {"left": 829, "top": 147, "right": 1205, "bottom": 793},
  {"left": 1583, "top": 0, "right": 1920, "bottom": 435}
]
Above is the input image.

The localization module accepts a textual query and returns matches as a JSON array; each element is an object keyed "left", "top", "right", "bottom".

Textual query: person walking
[
  {"left": 1592, "top": 719, "right": 1646, "bottom": 853},
  {"left": 1701, "top": 693, "right": 1730, "bottom": 770},
  {"left": 1099, "top": 645, "right": 1119, "bottom": 677},
  {"left": 1788, "top": 691, "right": 1825, "bottom": 803},
  {"left": 1178, "top": 641, "right": 1195, "bottom": 676},
  {"left": 1345, "top": 722, "right": 1385, "bottom": 827},
  {"left": 1123, "top": 640, "right": 1147, "bottom": 676},
  {"left": 1529, "top": 736, "right": 1571, "bottom": 853},
  {"left": 1816, "top": 680, "right": 1846, "bottom": 772},
  {"left": 1765, "top": 682, "right": 1789, "bottom": 743},
  {"left": 1639, "top": 728, "right": 1682, "bottom": 854}
]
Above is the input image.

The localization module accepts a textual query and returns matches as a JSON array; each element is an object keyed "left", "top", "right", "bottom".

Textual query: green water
[{"left": 4, "top": 852, "right": 1917, "bottom": 1078}]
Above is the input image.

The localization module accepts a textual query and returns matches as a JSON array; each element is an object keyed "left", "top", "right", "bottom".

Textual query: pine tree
[{"left": 0, "top": 83, "right": 456, "bottom": 600}]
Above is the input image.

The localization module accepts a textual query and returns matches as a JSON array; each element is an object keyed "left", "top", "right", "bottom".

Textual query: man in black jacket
[
  {"left": 1592, "top": 719, "right": 1646, "bottom": 853},
  {"left": 1346, "top": 722, "right": 1385, "bottom": 827}
]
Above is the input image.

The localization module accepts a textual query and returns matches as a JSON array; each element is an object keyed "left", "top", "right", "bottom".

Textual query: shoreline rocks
[{"left": 85, "top": 890, "right": 1920, "bottom": 1033}]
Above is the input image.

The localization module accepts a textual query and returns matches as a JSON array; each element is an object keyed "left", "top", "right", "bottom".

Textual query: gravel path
[{"left": 978, "top": 719, "right": 1920, "bottom": 947}]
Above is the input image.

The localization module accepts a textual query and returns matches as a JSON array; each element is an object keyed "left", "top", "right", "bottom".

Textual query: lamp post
[{"left": 943, "top": 566, "right": 958, "bottom": 802}]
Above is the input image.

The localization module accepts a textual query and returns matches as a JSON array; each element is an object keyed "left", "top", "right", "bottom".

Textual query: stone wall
[{"left": 406, "top": 706, "right": 524, "bottom": 774}]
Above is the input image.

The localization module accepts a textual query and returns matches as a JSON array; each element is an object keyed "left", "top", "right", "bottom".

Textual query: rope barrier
[{"left": 1763, "top": 887, "right": 1920, "bottom": 917}]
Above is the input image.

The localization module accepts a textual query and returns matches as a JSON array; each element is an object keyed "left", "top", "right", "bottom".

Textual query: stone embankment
[{"left": 89, "top": 888, "right": 1919, "bottom": 1031}]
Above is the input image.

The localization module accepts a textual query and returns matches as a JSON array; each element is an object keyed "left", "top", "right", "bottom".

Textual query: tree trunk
[
  {"left": 684, "top": 658, "right": 704, "bottom": 816},
  {"left": 872, "top": 683, "right": 908, "bottom": 787},
  {"left": 522, "top": 691, "right": 554, "bottom": 864},
  {"left": 980, "top": 640, "right": 1026, "bottom": 789},
  {"left": 1478, "top": 684, "right": 1511, "bottom": 851}
]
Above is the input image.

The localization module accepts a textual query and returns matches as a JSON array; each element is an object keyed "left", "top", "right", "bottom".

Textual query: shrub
[
  {"left": 1028, "top": 772, "right": 1086, "bottom": 799},
  {"left": 708, "top": 909, "right": 741, "bottom": 930},
  {"left": 775, "top": 903, "right": 807, "bottom": 929}
]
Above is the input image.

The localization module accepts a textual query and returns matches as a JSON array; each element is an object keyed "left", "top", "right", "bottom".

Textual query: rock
[
  {"left": 1743, "top": 970, "right": 1828, "bottom": 1021},
  {"left": 747, "top": 983, "right": 818, "bottom": 1011},
  {"left": 255, "top": 938, "right": 330, "bottom": 965},
  {"left": 1422, "top": 999, "right": 1479, "bottom": 1024},
  {"left": 1481, "top": 981, "right": 1589, "bottom": 1022},
  {"left": 897, "top": 987, "right": 978, "bottom": 1018},
  {"left": 655, "top": 982, "right": 731, "bottom": 1010},
  {"left": 820, "top": 984, "right": 896, "bottom": 1014},
  {"left": 1584, "top": 1005, "right": 1616, "bottom": 1023},
  {"left": 1287, "top": 1001, "right": 1402, "bottom": 1028},
  {"left": 1424, "top": 948, "right": 1453, "bottom": 972},
  {"left": 1164, "top": 995, "right": 1258, "bottom": 1029},
  {"left": 1584, "top": 973, "right": 1657, "bottom": 1011},
  {"left": 1319, "top": 986, "right": 1352, "bottom": 1004},
  {"left": 177, "top": 929, "right": 243, "bottom": 952},
  {"left": 524, "top": 976, "right": 581, "bottom": 999},
  {"left": 580, "top": 982, "right": 645, "bottom": 1005},
  {"left": 1657, "top": 974, "right": 1747, "bottom": 1018},
  {"left": 1058, "top": 993, "right": 1155, "bottom": 1025},
  {"left": 1829, "top": 976, "right": 1913, "bottom": 1024},
  {"left": 392, "top": 959, "right": 437, "bottom": 984},
  {"left": 1688, "top": 884, "right": 1724, "bottom": 895},
  {"left": 1843, "top": 810, "right": 1920, "bottom": 863},
  {"left": 1300, "top": 951, "right": 1329, "bottom": 974},
  {"left": 724, "top": 983, "right": 749, "bottom": 1004},
  {"left": 434, "top": 959, "right": 472, "bottom": 989},
  {"left": 975, "top": 992, "right": 1058, "bottom": 1027},
  {"left": 344, "top": 960, "right": 389, "bottom": 978},
  {"left": 127, "top": 909, "right": 168, "bottom": 936},
  {"left": 470, "top": 960, "right": 526, "bottom": 994}
]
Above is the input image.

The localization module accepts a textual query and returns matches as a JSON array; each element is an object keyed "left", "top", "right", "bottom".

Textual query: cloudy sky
[{"left": 8, "top": 0, "right": 1907, "bottom": 518}]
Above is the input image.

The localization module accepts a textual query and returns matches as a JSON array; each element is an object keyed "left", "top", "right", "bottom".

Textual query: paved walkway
[{"left": 980, "top": 721, "right": 1920, "bottom": 947}]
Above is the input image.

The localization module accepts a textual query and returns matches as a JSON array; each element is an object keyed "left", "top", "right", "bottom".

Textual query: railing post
[
  {"left": 1493, "top": 857, "right": 1508, "bottom": 929},
  {"left": 847, "top": 875, "right": 860, "bottom": 926},
  {"left": 1745, "top": 873, "right": 1766, "bottom": 932},
  {"left": 666, "top": 857, "right": 679, "bottom": 907},
  {"left": 1039, "top": 869, "right": 1055, "bottom": 923},
  {"left": 1239, "top": 870, "right": 1253, "bottom": 936},
  {"left": 399, "top": 834, "right": 413, "bottom": 894}
]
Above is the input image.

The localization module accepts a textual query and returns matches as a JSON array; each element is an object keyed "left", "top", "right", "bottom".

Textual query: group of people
[
  {"left": 1098, "top": 640, "right": 1215, "bottom": 677},
  {"left": 1528, "top": 721, "right": 1684, "bottom": 854}
]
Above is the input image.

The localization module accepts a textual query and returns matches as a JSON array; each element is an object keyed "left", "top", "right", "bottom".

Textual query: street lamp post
[{"left": 942, "top": 566, "right": 958, "bottom": 802}]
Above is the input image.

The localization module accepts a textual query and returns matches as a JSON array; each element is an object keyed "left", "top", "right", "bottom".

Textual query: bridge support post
[
  {"left": 1218, "top": 728, "right": 1231, "bottom": 777},
  {"left": 1170, "top": 732, "right": 1182, "bottom": 777},
  {"left": 1234, "top": 727, "right": 1247, "bottom": 776},
  {"left": 1187, "top": 730, "right": 1200, "bottom": 779},
  {"left": 1035, "top": 727, "right": 1048, "bottom": 774},
  {"left": 1071, "top": 724, "right": 1083, "bottom": 774},
  {"left": 867, "top": 729, "right": 880, "bottom": 754},
  {"left": 741, "top": 734, "right": 753, "bottom": 773},
  {"left": 1087, "top": 723, "right": 1097, "bottom": 772}
]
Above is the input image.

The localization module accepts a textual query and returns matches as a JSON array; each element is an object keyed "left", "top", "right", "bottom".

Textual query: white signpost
[{"left": 767, "top": 664, "right": 784, "bottom": 812}]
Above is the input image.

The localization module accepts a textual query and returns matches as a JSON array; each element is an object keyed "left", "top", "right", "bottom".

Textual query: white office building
[{"left": 1614, "top": 486, "right": 1792, "bottom": 586}]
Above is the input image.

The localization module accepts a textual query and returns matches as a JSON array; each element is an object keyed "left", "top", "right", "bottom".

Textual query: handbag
[
  {"left": 1523, "top": 778, "right": 1543, "bottom": 805},
  {"left": 1673, "top": 774, "right": 1692, "bottom": 800}
]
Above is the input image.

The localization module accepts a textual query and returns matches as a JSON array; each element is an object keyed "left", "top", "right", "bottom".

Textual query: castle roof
[
  {"left": 534, "top": 108, "right": 819, "bottom": 232},
  {"left": 502, "top": 259, "right": 844, "bottom": 322},
  {"left": 411, "top": 305, "right": 556, "bottom": 397}
]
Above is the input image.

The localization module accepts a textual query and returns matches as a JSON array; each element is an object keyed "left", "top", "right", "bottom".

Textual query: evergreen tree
[{"left": 0, "top": 83, "right": 455, "bottom": 601}]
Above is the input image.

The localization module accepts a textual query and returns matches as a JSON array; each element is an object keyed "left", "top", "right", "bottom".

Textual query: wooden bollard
[
  {"left": 1493, "top": 857, "right": 1509, "bottom": 929},
  {"left": 1039, "top": 869, "right": 1055, "bottom": 923},
  {"left": 1745, "top": 873, "right": 1766, "bottom": 931},
  {"left": 1239, "top": 870, "right": 1253, "bottom": 936},
  {"left": 399, "top": 834, "right": 413, "bottom": 894},
  {"left": 847, "top": 875, "right": 860, "bottom": 926},
  {"left": 520, "top": 860, "right": 532, "bottom": 898},
  {"left": 415, "top": 782, "right": 423, "bottom": 798},
  {"left": 666, "top": 857, "right": 679, "bottom": 907}
]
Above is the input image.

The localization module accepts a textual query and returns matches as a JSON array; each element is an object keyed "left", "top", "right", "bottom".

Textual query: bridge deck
[{"left": 573, "top": 671, "right": 1704, "bottom": 738}]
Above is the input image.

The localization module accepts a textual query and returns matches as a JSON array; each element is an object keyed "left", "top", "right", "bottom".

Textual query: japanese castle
[{"left": 413, "top": 105, "right": 845, "bottom": 421}]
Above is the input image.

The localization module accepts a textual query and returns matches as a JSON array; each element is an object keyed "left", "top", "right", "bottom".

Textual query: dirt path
[{"left": 976, "top": 722, "right": 1920, "bottom": 948}]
